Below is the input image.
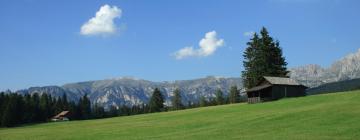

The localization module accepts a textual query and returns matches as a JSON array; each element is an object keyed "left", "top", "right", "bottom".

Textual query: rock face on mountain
[
  {"left": 290, "top": 49, "right": 360, "bottom": 87},
  {"left": 17, "top": 76, "right": 242, "bottom": 108}
]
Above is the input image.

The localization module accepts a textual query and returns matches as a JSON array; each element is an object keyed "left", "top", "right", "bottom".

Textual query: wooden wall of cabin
[
  {"left": 271, "top": 85, "right": 306, "bottom": 100},
  {"left": 287, "top": 86, "right": 306, "bottom": 97},
  {"left": 271, "top": 85, "right": 284, "bottom": 100},
  {"left": 259, "top": 87, "right": 272, "bottom": 101}
]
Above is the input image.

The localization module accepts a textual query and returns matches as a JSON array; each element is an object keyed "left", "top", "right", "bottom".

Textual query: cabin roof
[
  {"left": 246, "top": 84, "right": 272, "bottom": 92},
  {"left": 52, "top": 111, "right": 69, "bottom": 119},
  {"left": 246, "top": 76, "right": 304, "bottom": 92},
  {"left": 263, "top": 76, "right": 301, "bottom": 86},
  {"left": 58, "top": 111, "right": 69, "bottom": 116}
]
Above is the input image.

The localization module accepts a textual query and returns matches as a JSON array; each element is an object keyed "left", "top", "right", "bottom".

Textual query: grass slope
[{"left": 1, "top": 91, "right": 360, "bottom": 140}]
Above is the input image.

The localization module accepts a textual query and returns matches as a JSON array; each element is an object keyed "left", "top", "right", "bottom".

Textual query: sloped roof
[
  {"left": 263, "top": 76, "right": 301, "bottom": 86},
  {"left": 53, "top": 111, "right": 69, "bottom": 119},
  {"left": 246, "top": 84, "right": 272, "bottom": 92},
  {"left": 246, "top": 76, "right": 304, "bottom": 93}
]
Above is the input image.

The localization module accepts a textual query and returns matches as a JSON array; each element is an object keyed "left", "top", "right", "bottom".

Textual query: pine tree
[
  {"left": 1, "top": 97, "right": 15, "bottom": 127},
  {"left": 108, "top": 105, "right": 118, "bottom": 117},
  {"left": 215, "top": 89, "right": 224, "bottom": 105},
  {"left": 242, "top": 27, "right": 288, "bottom": 89},
  {"left": 1, "top": 94, "right": 24, "bottom": 127},
  {"left": 141, "top": 104, "right": 149, "bottom": 114},
  {"left": 92, "top": 103, "right": 105, "bottom": 119},
  {"left": 39, "top": 93, "right": 50, "bottom": 121},
  {"left": 47, "top": 94, "right": 56, "bottom": 117},
  {"left": 54, "top": 97, "right": 63, "bottom": 114},
  {"left": 131, "top": 105, "right": 140, "bottom": 115},
  {"left": 229, "top": 86, "right": 240, "bottom": 103},
  {"left": 171, "top": 88, "right": 183, "bottom": 110},
  {"left": 119, "top": 105, "right": 130, "bottom": 116},
  {"left": 149, "top": 88, "right": 164, "bottom": 113},
  {"left": 80, "top": 94, "right": 91, "bottom": 119},
  {"left": 68, "top": 101, "right": 80, "bottom": 120},
  {"left": 0, "top": 92, "right": 5, "bottom": 126},
  {"left": 61, "top": 93, "right": 69, "bottom": 110},
  {"left": 31, "top": 93, "right": 41, "bottom": 122},
  {"left": 23, "top": 94, "right": 33, "bottom": 123},
  {"left": 199, "top": 96, "right": 207, "bottom": 107}
]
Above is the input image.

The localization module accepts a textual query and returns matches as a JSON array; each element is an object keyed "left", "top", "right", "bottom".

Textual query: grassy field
[{"left": 1, "top": 91, "right": 360, "bottom": 140}]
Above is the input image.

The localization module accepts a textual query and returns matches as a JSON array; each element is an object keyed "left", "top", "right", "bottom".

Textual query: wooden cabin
[
  {"left": 246, "top": 76, "right": 307, "bottom": 104},
  {"left": 51, "top": 111, "right": 70, "bottom": 121}
]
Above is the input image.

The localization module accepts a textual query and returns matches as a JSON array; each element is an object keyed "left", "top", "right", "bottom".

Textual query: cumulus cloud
[
  {"left": 174, "top": 47, "right": 196, "bottom": 59},
  {"left": 80, "top": 4, "right": 122, "bottom": 36},
  {"left": 173, "top": 31, "right": 224, "bottom": 60},
  {"left": 243, "top": 31, "right": 255, "bottom": 37}
]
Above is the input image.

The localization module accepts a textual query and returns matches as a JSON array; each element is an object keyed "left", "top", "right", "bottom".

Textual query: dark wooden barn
[{"left": 246, "top": 76, "right": 307, "bottom": 103}]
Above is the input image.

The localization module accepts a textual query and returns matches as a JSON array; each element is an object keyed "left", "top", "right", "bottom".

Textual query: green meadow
[{"left": 1, "top": 90, "right": 360, "bottom": 140}]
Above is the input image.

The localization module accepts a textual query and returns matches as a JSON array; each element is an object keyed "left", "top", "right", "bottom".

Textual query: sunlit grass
[{"left": 1, "top": 91, "right": 359, "bottom": 140}]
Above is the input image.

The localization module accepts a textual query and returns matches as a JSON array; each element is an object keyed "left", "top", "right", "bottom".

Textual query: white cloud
[
  {"left": 243, "top": 31, "right": 255, "bottom": 37},
  {"left": 174, "top": 46, "right": 196, "bottom": 60},
  {"left": 173, "top": 31, "right": 224, "bottom": 60},
  {"left": 80, "top": 4, "right": 122, "bottom": 36}
]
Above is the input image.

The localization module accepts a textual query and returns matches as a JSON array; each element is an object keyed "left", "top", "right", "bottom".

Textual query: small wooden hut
[
  {"left": 51, "top": 111, "right": 70, "bottom": 121},
  {"left": 246, "top": 76, "right": 307, "bottom": 104}
]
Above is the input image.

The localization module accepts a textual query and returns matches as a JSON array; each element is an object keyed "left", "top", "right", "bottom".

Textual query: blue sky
[{"left": 0, "top": 0, "right": 359, "bottom": 91}]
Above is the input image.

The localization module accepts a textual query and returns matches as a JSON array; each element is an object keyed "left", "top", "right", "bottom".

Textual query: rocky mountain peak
[{"left": 290, "top": 49, "right": 360, "bottom": 87}]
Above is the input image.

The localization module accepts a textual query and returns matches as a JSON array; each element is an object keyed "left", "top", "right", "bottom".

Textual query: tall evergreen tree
[
  {"left": 39, "top": 94, "right": 50, "bottom": 121},
  {"left": 61, "top": 93, "right": 69, "bottom": 110},
  {"left": 215, "top": 89, "right": 224, "bottom": 105},
  {"left": 119, "top": 105, "right": 130, "bottom": 116},
  {"left": 92, "top": 103, "right": 105, "bottom": 119},
  {"left": 1, "top": 94, "right": 24, "bottom": 127},
  {"left": 108, "top": 105, "right": 119, "bottom": 117},
  {"left": 0, "top": 92, "right": 5, "bottom": 126},
  {"left": 149, "top": 88, "right": 164, "bottom": 113},
  {"left": 23, "top": 94, "right": 33, "bottom": 123},
  {"left": 141, "top": 104, "right": 149, "bottom": 114},
  {"left": 171, "top": 88, "right": 183, "bottom": 110},
  {"left": 242, "top": 27, "right": 288, "bottom": 89},
  {"left": 1, "top": 98, "right": 14, "bottom": 127},
  {"left": 47, "top": 94, "right": 56, "bottom": 117},
  {"left": 130, "top": 105, "right": 141, "bottom": 115},
  {"left": 54, "top": 97, "right": 63, "bottom": 114},
  {"left": 31, "top": 93, "right": 41, "bottom": 122},
  {"left": 68, "top": 101, "right": 80, "bottom": 120},
  {"left": 229, "top": 86, "right": 240, "bottom": 103},
  {"left": 199, "top": 96, "right": 207, "bottom": 107},
  {"left": 80, "top": 94, "right": 91, "bottom": 119}
]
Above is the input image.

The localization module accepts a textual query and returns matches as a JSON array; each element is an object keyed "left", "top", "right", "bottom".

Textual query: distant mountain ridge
[
  {"left": 11, "top": 48, "right": 360, "bottom": 108},
  {"left": 16, "top": 76, "right": 242, "bottom": 108},
  {"left": 290, "top": 48, "right": 360, "bottom": 88}
]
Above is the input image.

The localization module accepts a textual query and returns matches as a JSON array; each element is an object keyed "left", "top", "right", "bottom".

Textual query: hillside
[{"left": 1, "top": 91, "right": 359, "bottom": 140}]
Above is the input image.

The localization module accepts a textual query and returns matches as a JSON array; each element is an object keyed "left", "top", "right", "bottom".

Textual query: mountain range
[
  {"left": 16, "top": 76, "right": 242, "bottom": 108},
  {"left": 290, "top": 48, "right": 360, "bottom": 88},
  {"left": 11, "top": 48, "right": 360, "bottom": 108}
]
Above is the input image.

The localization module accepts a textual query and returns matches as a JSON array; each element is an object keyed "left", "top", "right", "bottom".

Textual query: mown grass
[{"left": 1, "top": 90, "right": 360, "bottom": 140}]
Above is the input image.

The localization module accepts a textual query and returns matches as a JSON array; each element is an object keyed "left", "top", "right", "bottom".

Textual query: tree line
[
  {"left": 0, "top": 85, "right": 241, "bottom": 127},
  {"left": 0, "top": 92, "right": 94, "bottom": 127}
]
